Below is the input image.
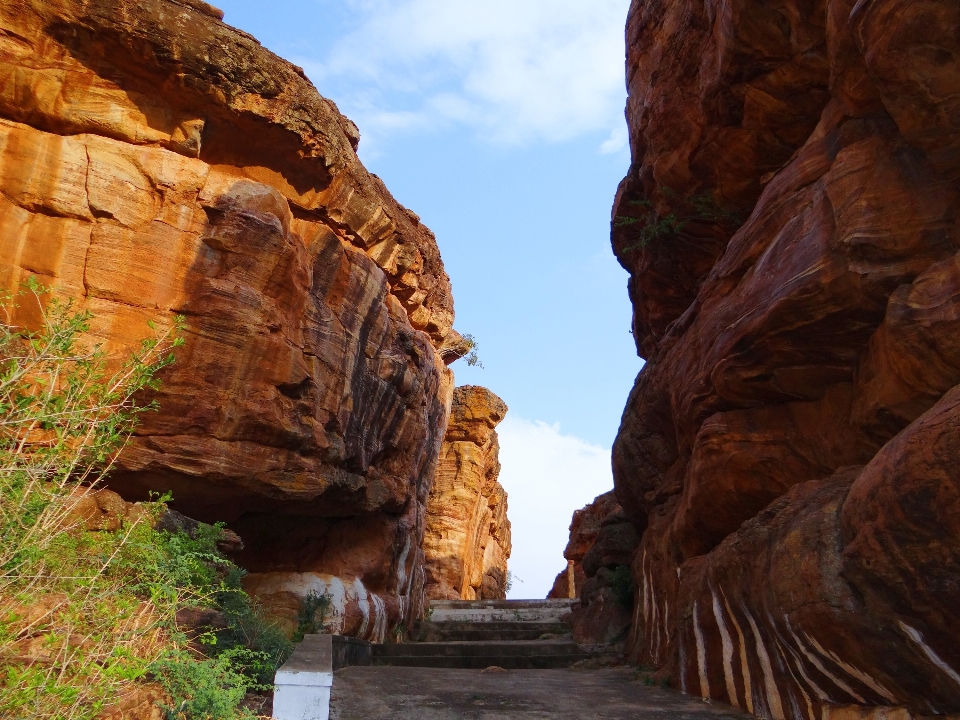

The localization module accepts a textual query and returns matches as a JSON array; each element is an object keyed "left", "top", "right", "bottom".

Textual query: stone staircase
[{"left": 370, "top": 599, "right": 591, "bottom": 669}]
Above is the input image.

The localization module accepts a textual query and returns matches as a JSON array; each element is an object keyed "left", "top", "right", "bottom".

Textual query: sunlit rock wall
[
  {"left": 422, "top": 385, "right": 511, "bottom": 601},
  {"left": 613, "top": 0, "right": 960, "bottom": 715},
  {"left": 0, "top": 0, "right": 467, "bottom": 640}
]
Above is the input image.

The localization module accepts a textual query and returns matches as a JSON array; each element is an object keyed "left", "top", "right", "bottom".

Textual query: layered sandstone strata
[
  {"left": 613, "top": 0, "right": 960, "bottom": 716},
  {"left": 0, "top": 0, "right": 467, "bottom": 640},
  {"left": 422, "top": 386, "right": 511, "bottom": 601},
  {"left": 548, "top": 491, "right": 638, "bottom": 644}
]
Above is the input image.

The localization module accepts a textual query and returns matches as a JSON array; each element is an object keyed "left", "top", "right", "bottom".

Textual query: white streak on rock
[
  {"left": 900, "top": 620, "right": 960, "bottom": 689},
  {"left": 642, "top": 551, "right": 650, "bottom": 626},
  {"left": 396, "top": 535, "right": 411, "bottom": 594},
  {"left": 721, "top": 588, "right": 754, "bottom": 714},
  {"left": 711, "top": 588, "right": 740, "bottom": 708},
  {"left": 774, "top": 637, "right": 816, "bottom": 720},
  {"left": 785, "top": 620, "right": 864, "bottom": 703},
  {"left": 803, "top": 631, "right": 896, "bottom": 703},
  {"left": 743, "top": 605, "right": 786, "bottom": 720},
  {"left": 680, "top": 634, "right": 689, "bottom": 694},
  {"left": 370, "top": 591, "right": 388, "bottom": 643},
  {"left": 354, "top": 578, "right": 371, "bottom": 640},
  {"left": 694, "top": 600, "right": 711, "bottom": 699}
]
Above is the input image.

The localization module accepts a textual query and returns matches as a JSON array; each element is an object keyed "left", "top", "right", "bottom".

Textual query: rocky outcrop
[
  {"left": 422, "top": 386, "right": 511, "bottom": 601},
  {"left": 613, "top": 0, "right": 960, "bottom": 716},
  {"left": 548, "top": 491, "right": 638, "bottom": 645},
  {"left": 0, "top": 0, "right": 465, "bottom": 640},
  {"left": 547, "top": 491, "right": 617, "bottom": 599}
]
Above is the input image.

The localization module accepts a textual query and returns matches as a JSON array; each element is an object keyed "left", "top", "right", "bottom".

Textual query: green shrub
[
  {"left": 0, "top": 284, "right": 289, "bottom": 720},
  {"left": 292, "top": 589, "right": 333, "bottom": 643}
]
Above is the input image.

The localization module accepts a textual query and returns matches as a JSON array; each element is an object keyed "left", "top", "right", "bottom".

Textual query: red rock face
[
  {"left": 0, "top": 0, "right": 464, "bottom": 640},
  {"left": 614, "top": 0, "right": 960, "bottom": 715}
]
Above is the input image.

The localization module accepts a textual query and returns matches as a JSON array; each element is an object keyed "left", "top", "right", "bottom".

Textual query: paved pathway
[{"left": 330, "top": 666, "right": 751, "bottom": 720}]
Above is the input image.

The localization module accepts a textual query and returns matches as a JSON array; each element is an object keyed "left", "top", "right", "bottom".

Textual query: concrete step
[
  {"left": 428, "top": 599, "right": 575, "bottom": 623},
  {"left": 428, "top": 599, "right": 577, "bottom": 609},
  {"left": 410, "top": 620, "right": 571, "bottom": 642},
  {"left": 371, "top": 640, "right": 589, "bottom": 670}
]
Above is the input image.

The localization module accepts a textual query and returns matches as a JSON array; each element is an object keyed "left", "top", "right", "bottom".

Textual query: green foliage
[
  {"left": 0, "top": 285, "right": 288, "bottom": 720},
  {"left": 610, "top": 565, "right": 635, "bottom": 610},
  {"left": 613, "top": 190, "right": 742, "bottom": 252},
  {"left": 151, "top": 647, "right": 266, "bottom": 720},
  {"left": 292, "top": 589, "right": 332, "bottom": 643},
  {"left": 460, "top": 333, "right": 484, "bottom": 368}
]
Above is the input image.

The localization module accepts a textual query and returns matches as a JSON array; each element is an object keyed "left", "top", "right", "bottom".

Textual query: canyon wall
[
  {"left": 613, "top": 0, "right": 960, "bottom": 716},
  {"left": 0, "top": 0, "right": 470, "bottom": 640},
  {"left": 422, "top": 385, "right": 511, "bottom": 601}
]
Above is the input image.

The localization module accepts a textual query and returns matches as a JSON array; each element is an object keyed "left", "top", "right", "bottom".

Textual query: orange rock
[
  {"left": 612, "top": 0, "right": 960, "bottom": 716},
  {"left": 0, "top": 0, "right": 461, "bottom": 634},
  {"left": 97, "top": 684, "right": 169, "bottom": 720},
  {"left": 423, "top": 386, "right": 511, "bottom": 601}
]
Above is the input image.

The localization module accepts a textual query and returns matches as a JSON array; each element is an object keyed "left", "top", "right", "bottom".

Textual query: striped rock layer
[
  {"left": 0, "top": 0, "right": 467, "bottom": 640},
  {"left": 422, "top": 386, "right": 511, "bottom": 601},
  {"left": 612, "top": 0, "right": 960, "bottom": 717}
]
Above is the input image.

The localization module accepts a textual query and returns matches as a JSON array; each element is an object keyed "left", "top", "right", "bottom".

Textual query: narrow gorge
[{"left": 1, "top": 0, "right": 959, "bottom": 718}]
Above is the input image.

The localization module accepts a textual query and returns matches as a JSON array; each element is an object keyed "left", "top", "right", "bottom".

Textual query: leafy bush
[
  {"left": 293, "top": 589, "right": 332, "bottom": 643},
  {"left": 0, "top": 285, "right": 289, "bottom": 720}
]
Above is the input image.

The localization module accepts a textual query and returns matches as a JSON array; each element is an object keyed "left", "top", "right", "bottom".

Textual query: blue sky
[{"left": 214, "top": 0, "right": 640, "bottom": 597}]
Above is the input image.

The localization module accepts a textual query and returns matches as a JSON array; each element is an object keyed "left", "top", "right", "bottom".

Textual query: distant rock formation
[
  {"left": 548, "top": 491, "right": 638, "bottom": 645},
  {"left": 423, "top": 386, "right": 511, "bottom": 601},
  {"left": 612, "top": 0, "right": 960, "bottom": 715},
  {"left": 0, "top": 0, "right": 469, "bottom": 641}
]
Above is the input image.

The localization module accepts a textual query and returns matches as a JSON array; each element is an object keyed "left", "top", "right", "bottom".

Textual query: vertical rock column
[{"left": 423, "top": 386, "right": 511, "bottom": 601}]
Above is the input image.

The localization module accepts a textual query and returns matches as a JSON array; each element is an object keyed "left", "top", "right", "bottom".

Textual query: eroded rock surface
[
  {"left": 0, "top": 0, "right": 464, "bottom": 640},
  {"left": 422, "top": 386, "right": 511, "bottom": 601},
  {"left": 549, "top": 491, "right": 638, "bottom": 645},
  {"left": 613, "top": 0, "right": 960, "bottom": 716}
]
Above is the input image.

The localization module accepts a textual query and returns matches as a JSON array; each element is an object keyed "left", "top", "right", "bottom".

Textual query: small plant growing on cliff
[
  {"left": 293, "top": 589, "right": 333, "bottom": 641},
  {"left": 614, "top": 189, "right": 742, "bottom": 252},
  {"left": 461, "top": 333, "right": 484, "bottom": 368}
]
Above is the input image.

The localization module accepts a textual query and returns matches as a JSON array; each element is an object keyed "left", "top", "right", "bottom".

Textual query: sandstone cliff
[
  {"left": 548, "top": 491, "right": 638, "bottom": 644},
  {"left": 0, "top": 0, "right": 468, "bottom": 640},
  {"left": 423, "top": 385, "right": 511, "bottom": 601},
  {"left": 612, "top": 0, "right": 960, "bottom": 716}
]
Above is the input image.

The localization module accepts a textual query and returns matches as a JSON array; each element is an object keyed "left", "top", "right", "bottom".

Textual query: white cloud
[
  {"left": 495, "top": 415, "right": 613, "bottom": 599},
  {"left": 599, "top": 125, "right": 628, "bottom": 154},
  {"left": 301, "top": 0, "right": 630, "bottom": 146}
]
